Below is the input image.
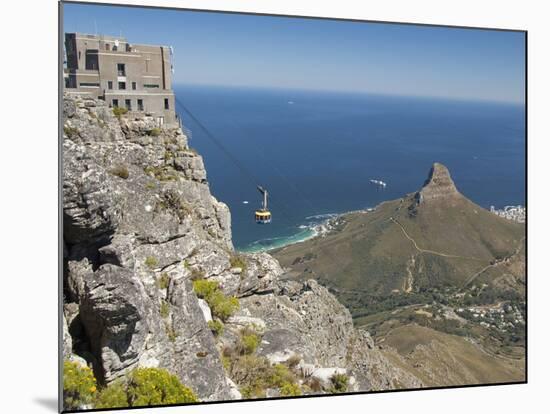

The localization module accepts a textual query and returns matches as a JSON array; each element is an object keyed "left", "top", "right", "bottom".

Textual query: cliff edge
[{"left": 62, "top": 95, "right": 421, "bottom": 403}]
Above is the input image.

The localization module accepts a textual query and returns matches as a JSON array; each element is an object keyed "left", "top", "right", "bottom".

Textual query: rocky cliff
[
  {"left": 62, "top": 94, "right": 421, "bottom": 403},
  {"left": 417, "top": 162, "right": 460, "bottom": 203}
]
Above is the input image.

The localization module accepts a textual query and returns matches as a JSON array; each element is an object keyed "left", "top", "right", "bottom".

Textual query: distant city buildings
[
  {"left": 490, "top": 205, "right": 525, "bottom": 223},
  {"left": 64, "top": 33, "right": 176, "bottom": 125}
]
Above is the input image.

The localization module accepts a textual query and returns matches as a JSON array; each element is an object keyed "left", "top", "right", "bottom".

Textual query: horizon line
[{"left": 172, "top": 82, "right": 525, "bottom": 106}]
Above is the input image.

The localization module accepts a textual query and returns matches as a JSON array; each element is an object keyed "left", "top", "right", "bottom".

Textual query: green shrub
[
  {"left": 305, "top": 376, "right": 323, "bottom": 392},
  {"left": 157, "top": 273, "right": 170, "bottom": 289},
  {"left": 208, "top": 319, "right": 224, "bottom": 336},
  {"left": 94, "top": 381, "right": 128, "bottom": 409},
  {"left": 330, "top": 373, "right": 348, "bottom": 393},
  {"left": 63, "top": 125, "right": 78, "bottom": 138},
  {"left": 237, "top": 330, "right": 261, "bottom": 355},
  {"left": 190, "top": 268, "right": 205, "bottom": 281},
  {"left": 145, "top": 181, "right": 157, "bottom": 190},
  {"left": 229, "top": 355, "right": 299, "bottom": 400},
  {"left": 230, "top": 354, "right": 271, "bottom": 398},
  {"left": 280, "top": 381, "right": 302, "bottom": 397},
  {"left": 109, "top": 165, "right": 129, "bottom": 179},
  {"left": 285, "top": 354, "right": 302, "bottom": 369},
  {"left": 268, "top": 364, "right": 295, "bottom": 388},
  {"left": 112, "top": 107, "right": 128, "bottom": 117},
  {"left": 155, "top": 191, "right": 192, "bottom": 220},
  {"left": 166, "top": 324, "right": 178, "bottom": 342},
  {"left": 193, "top": 279, "right": 219, "bottom": 299},
  {"left": 192, "top": 279, "right": 239, "bottom": 321},
  {"left": 127, "top": 368, "right": 198, "bottom": 406},
  {"left": 63, "top": 360, "right": 97, "bottom": 410},
  {"left": 145, "top": 256, "right": 158, "bottom": 269},
  {"left": 240, "top": 384, "right": 265, "bottom": 399},
  {"left": 160, "top": 300, "right": 170, "bottom": 318},
  {"left": 221, "top": 354, "right": 232, "bottom": 371},
  {"left": 95, "top": 368, "right": 197, "bottom": 409},
  {"left": 148, "top": 127, "right": 161, "bottom": 137},
  {"left": 229, "top": 254, "right": 247, "bottom": 272},
  {"left": 164, "top": 150, "right": 174, "bottom": 161},
  {"left": 144, "top": 165, "right": 180, "bottom": 182},
  {"left": 210, "top": 292, "right": 240, "bottom": 322}
]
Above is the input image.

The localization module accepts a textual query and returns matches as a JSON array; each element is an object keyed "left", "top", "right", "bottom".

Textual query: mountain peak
[{"left": 417, "top": 162, "right": 460, "bottom": 202}]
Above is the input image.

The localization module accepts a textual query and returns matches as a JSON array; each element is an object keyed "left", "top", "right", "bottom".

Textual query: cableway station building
[{"left": 63, "top": 33, "right": 177, "bottom": 125}]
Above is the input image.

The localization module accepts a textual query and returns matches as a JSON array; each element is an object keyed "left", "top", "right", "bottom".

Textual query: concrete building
[{"left": 64, "top": 33, "right": 176, "bottom": 125}]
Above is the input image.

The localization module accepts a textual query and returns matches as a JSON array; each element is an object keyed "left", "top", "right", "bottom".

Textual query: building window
[
  {"left": 164, "top": 98, "right": 170, "bottom": 110},
  {"left": 112, "top": 99, "right": 119, "bottom": 108},
  {"left": 137, "top": 99, "right": 144, "bottom": 111},
  {"left": 118, "top": 81, "right": 126, "bottom": 90},
  {"left": 107, "top": 81, "right": 113, "bottom": 90},
  {"left": 132, "top": 82, "right": 137, "bottom": 90},
  {"left": 78, "top": 51, "right": 81, "bottom": 60},
  {"left": 85, "top": 50, "right": 99, "bottom": 70},
  {"left": 117, "top": 63, "right": 126, "bottom": 76},
  {"left": 125, "top": 99, "right": 132, "bottom": 110},
  {"left": 143, "top": 84, "right": 159, "bottom": 89},
  {"left": 105, "top": 43, "right": 110, "bottom": 51},
  {"left": 79, "top": 82, "right": 100, "bottom": 87},
  {"left": 145, "top": 59, "right": 150, "bottom": 72}
]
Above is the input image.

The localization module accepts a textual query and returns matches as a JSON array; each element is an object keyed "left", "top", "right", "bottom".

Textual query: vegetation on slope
[
  {"left": 63, "top": 362, "right": 198, "bottom": 410},
  {"left": 221, "top": 328, "right": 304, "bottom": 398},
  {"left": 193, "top": 279, "right": 240, "bottom": 321}
]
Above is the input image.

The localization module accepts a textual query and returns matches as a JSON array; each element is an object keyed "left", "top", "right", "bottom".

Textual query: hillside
[
  {"left": 274, "top": 163, "right": 525, "bottom": 296},
  {"left": 273, "top": 163, "right": 525, "bottom": 385},
  {"left": 61, "top": 95, "right": 424, "bottom": 410}
]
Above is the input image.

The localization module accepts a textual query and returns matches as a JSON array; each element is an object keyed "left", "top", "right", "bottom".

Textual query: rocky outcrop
[
  {"left": 63, "top": 94, "right": 423, "bottom": 402},
  {"left": 416, "top": 162, "right": 461, "bottom": 203},
  {"left": 63, "top": 95, "right": 236, "bottom": 400},
  {"left": 224, "top": 279, "right": 422, "bottom": 392}
]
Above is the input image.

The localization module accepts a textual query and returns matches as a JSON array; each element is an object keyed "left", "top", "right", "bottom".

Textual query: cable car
[{"left": 255, "top": 186, "right": 272, "bottom": 224}]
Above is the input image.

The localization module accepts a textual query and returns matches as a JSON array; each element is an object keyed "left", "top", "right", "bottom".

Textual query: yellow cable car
[{"left": 255, "top": 186, "right": 272, "bottom": 224}]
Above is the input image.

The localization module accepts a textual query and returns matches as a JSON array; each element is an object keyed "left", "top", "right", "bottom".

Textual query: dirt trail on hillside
[
  {"left": 390, "top": 218, "right": 485, "bottom": 261},
  {"left": 461, "top": 236, "right": 526, "bottom": 289}
]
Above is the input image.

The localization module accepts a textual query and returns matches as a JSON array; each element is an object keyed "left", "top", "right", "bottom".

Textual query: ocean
[{"left": 173, "top": 85, "right": 525, "bottom": 252}]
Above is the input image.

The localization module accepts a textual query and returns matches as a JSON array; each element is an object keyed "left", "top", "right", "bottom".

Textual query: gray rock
[
  {"left": 226, "top": 377, "right": 242, "bottom": 400},
  {"left": 79, "top": 264, "right": 153, "bottom": 383},
  {"left": 62, "top": 315, "right": 73, "bottom": 359},
  {"left": 198, "top": 299, "right": 212, "bottom": 322}
]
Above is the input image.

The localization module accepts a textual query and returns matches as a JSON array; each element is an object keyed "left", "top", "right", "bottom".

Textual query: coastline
[
  {"left": 237, "top": 209, "right": 374, "bottom": 254},
  {"left": 237, "top": 202, "right": 525, "bottom": 255}
]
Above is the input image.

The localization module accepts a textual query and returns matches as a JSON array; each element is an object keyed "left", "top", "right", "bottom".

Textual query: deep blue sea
[{"left": 173, "top": 85, "right": 525, "bottom": 252}]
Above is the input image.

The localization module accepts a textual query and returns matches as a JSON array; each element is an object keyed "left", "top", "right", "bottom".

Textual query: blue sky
[{"left": 63, "top": 2, "right": 525, "bottom": 103}]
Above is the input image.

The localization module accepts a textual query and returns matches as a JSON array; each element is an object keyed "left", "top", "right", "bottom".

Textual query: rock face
[
  {"left": 63, "top": 95, "right": 235, "bottom": 401},
  {"left": 230, "top": 279, "right": 421, "bottom": 391},
  {"left": 63, "top": 94, "right": 423, "bottom": 402},
  {"left": 417, "top": 162, "right": 461, "bottom": 203}
]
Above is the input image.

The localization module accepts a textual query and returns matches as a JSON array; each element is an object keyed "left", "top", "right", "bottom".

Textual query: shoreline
[
  {"left": 237, "top": 202, "right": 525, "bottom": 255},
  {"left": 237, "top": 209, "right": 374, "bottom": 254}
]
